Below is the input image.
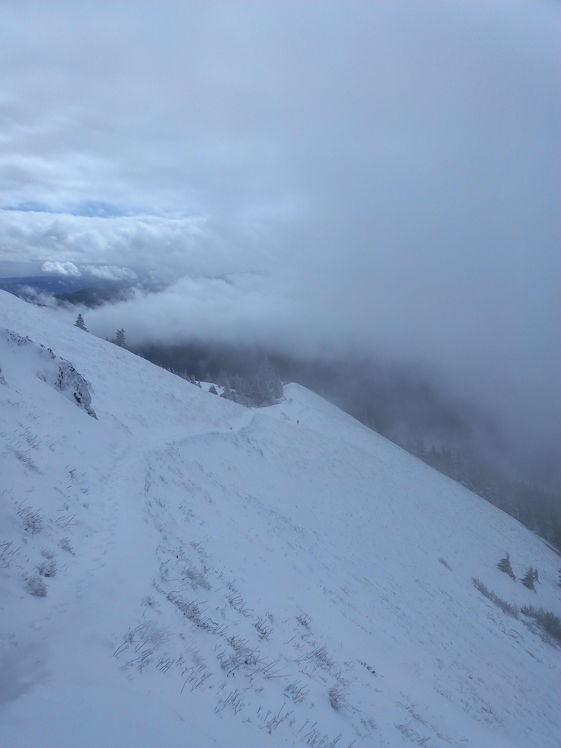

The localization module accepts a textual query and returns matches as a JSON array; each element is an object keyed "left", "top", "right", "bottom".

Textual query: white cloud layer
[
  {"left": 42, "top": 261, "right": 80, "bottom": 277},
  {"left": 0, "top": 0, "right": 559, "bottom": 457}
]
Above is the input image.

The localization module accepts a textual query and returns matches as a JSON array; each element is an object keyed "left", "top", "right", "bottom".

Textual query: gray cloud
[
  {"left": 0, "top": 210, "right": 213, "bottom": 277},
  {"left": 1, "top": 1, "right": 559, "bottom": 463}
]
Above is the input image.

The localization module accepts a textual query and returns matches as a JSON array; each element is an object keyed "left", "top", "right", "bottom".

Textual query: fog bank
[{"left": 1, "top": 0, "right": 559, "bottom": 467}]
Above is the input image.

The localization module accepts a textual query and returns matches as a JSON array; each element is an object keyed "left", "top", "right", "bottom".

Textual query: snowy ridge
[{"left": 0, "top": 289, "right": 560, "bottom": 748}]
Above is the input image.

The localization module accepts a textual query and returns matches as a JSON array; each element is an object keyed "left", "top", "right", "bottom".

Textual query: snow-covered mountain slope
[{"left": 1, "top": 289, "right": 560, "bottom": 748}]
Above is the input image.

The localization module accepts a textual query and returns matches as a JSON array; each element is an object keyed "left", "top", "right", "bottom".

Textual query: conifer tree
[
  {"left": 521, "top": 567, "right": 535, "bottom": 590},
  {"left": 74, "top": 313, "right": 87, "bottom": 331},
  {"left": 497, "top": 553, "right": 516, "bottom": 580},
  {"left": 114, "top": 328, "right": 126, "bottom": 347}
]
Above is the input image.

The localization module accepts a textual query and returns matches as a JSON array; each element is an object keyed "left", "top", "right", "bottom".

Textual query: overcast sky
[{"left": 1, "top": 0, "right": 560, "bottom": 458}]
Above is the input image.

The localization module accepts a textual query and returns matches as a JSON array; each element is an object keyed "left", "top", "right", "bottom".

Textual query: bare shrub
[
  {"left": 217, "top": 649, "right": 245, "bottom": 676},
  {"left": 167, "top": 593, "right": 218, "bottom": 632},
  {"left": 284, "top": 681, "right": 309, "bottom": 704},
  {"left": 183, "top": 566, "right": 211, "bottom": 590},
  {"left": 156, "top": 656, "right": 175, "bottom": 673},
  {"left": 254, "top": 616, "right": 272, "bottom": 640},
  {"left": 521, "top": 605, "right": 561, "bottom": 645},
  {"left": 59, "top": 537, "right": 75, "bottom": 554},
  {"left": 359, "top": 660, "right": 377, "bottom": 676},
  {"left": 38, "top": 558, "right": 56, "bottom": 578},
  {"left": 55, "top": 512, "right": 77, "bottom": 530},
  {"left": 24, "top": 574, "right": 47, "bottom": 597},
  {"left": 215, "top": 688, "right": 244, "bottom": 714},
  {"left": 189, "top": 541, "right": 209, "bottom": 560},
  {"left": 474, "top": 580, "right": 561, "bottom": 647},
  {"left": 396, "top": 722, "right": 430, "bottom": 745},
  {"left": 17, "top": 505, "right": 43, "bottom": 534},
  {"left": 301, "top": 725, "right": 343, "bottom": 747},
  {"left": 300, "top": 645, "right": 332, "bottom": 670},
  {"left": 328, "top": 684, "right": 346, "bottom": 711},
  {"left": 12, "top": 448, "right": 39, "bottom": 472},
  {"left": 180, "top": 658, "right": 211, "bottom": 693},
  {"left": 472, "top": 578, "right": 518, "bottom": 618},
  {"left": 0, "top": 541, "right": 19, "bottom": 568},
  {"left": 258, "top": 702, "right": 292, "bottom": 735},
  {"left": 226, "top": 587, "right": 251, "bottom": 617},
  {"left": 113, "top": 622, "right": 168, "bottom": 672},
  {"left": 218, "top": 635, "right": 259, "bottom": 676}
]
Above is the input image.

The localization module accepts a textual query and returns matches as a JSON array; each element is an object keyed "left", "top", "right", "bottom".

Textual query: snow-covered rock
[
  {"left": 0, "top": 289, "right": 559, "bottom": 748},
  {"left": 2, "top": 329, "right": 96, "bottom": 417}
]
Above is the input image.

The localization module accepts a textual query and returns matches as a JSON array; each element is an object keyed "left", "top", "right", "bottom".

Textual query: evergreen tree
[
  {"left": 497, "top": 553, "right": 516, "bottom": 580},
  {"left": 114, "top": 328, "right": 126, "bottom": 348},
  {"left": 521, "top": 567, "right": 535, "bottom": 590},
  {"left": 74, "top": 313, "right": 87, "bottom": 331}
]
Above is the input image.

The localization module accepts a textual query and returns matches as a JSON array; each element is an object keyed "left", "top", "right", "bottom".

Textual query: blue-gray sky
[{"left": 1, "top": 0, "right": 559, "bottom": 463}]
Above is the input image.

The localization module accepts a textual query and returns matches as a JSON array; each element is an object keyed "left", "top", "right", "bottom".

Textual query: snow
[{"left": 0, "top": 289, "right": 560, "bottom": 748}]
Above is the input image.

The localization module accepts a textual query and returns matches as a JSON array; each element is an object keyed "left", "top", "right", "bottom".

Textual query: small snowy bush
[
  {"left": 328, "top": 684, "right": 346, "bottom": 711},
  {"left": 38, "top": 558, "right": 56, "bottom": 578},
  {"left": 18, "top": 505, "right": 43, "bottom": 534},
  {"left": 59, "top": 537, "right": 75, "bottom": 554},
  {"left": 302, "top": 645, "right": 332, "bottom": 671},
  {"left": 284, "top": 681, "right": 309, "bottom": 704},
  {"left": 24, "top": 574, "right": 47, "bottom": 597},
  {"left": 296, "top": 613, "right": 311, "bottom": 629},
  {"left": 254, "top": 616, "right": 272, "bottom": 640},
  {"left": 0, "top": 541, "right": 18, "bottom": 568}
]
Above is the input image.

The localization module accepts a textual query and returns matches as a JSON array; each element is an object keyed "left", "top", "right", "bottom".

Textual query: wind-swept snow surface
[{"left": 0, "top": 290, "right": 560, "bottom": 747}]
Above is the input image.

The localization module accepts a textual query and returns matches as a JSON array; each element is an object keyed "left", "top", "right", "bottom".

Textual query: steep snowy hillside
[{"left": 1, "top": 289, "right": 560, "bottom": 748}]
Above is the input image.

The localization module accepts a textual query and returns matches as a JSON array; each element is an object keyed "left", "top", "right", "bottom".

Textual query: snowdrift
[{"left": 0, "top": 290, "right": 559, "bottom": 747}]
